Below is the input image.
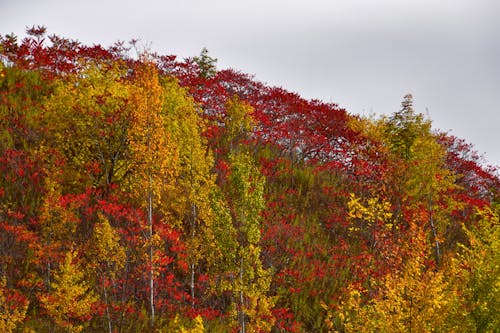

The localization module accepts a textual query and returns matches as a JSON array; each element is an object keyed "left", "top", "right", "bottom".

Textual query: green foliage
[
  {"left": 455, "top": 207, "right": 500, "bottom": 332},
  {"left": 206, "top": 187, "right": 238, "bottom": 290},
  {"left": 385, "top": 93, "right": 430, "bottom": 160},
  {"left": 2, "top": 30, "right": 500, "bottom": 332},
  {"left": 227, "top": 151, "right": 275, "bottom": 332},
  {"left": 193, "top": 47, "right": 217, "bottom": 79}
]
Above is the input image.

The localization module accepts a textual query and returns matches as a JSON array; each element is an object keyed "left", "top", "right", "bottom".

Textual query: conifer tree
[{"left": 193, "top": 48, "right": 217, "bottom": 79}]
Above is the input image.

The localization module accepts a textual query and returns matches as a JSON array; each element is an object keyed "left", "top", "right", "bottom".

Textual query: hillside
[{"left": 1, "top": 27, "right": 499, "bottom": 332}]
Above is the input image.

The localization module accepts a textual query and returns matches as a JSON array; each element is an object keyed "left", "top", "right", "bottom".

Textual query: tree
[
  {"left": 127, "top": 59, "right": 180, "bottom": 328},
  {"left": 384, "top": 94, "right": 456, "bottom": 267},
  {"left": 160, "top": 75, "right": 216, "bottom": 309},
  {"left": 193, "top": 48, "right": 217, "bottom": 79},
  {"left": 405, "top": 131, "right": 457, "bottom": 267},
  {"left": 228, "top": 151, "right": 274, "bottom": 333},
  {"left": 38, "top": 169, "right": 81, "bottom": 291},
  {"left": 0, "top": 276, "right": 28, "bottom": 333},
  {"left": 454, "top": 206, "right": 500, "bottom": 331},
  {"left": 2, "top": 28, "right": 500, "bottom": 332},
  {"left": 223, "top": 95, "right": 256, "bottom": 154},
  {"left": 87, "top": 213, "right": 126, "bottom": 333},
  {"left": 217, "top": 96, "right": 274, "bottom": 332},
  {"left": 385, "top": 94, "right": 427, "bottom": 160},
  {"left": 337, "top": 246, "right": 458, "bottom": 332},
  {"left": 39, "top": 250, "right": 97, "bottom": 333},
  {"left": 43, "top": 60, "right": 132, "bottom": 192}
]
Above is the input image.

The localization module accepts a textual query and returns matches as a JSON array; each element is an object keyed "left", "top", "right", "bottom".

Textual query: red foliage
[{"left": 2, "top": 27, "right": 500, "bottom": 331}]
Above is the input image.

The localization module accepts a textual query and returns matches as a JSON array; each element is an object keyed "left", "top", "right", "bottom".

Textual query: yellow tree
[
  {"left": 384, "top": 94, "right": 456, "bottom": 267},
  {"left": 347, "top": 193, "right": 393, "bottom": 239},
  {"left": 43, "top": 60, "right": 132, "bottom": 192},
  {"left": 87, "top": 213, "right": 126, "bottom": 333},
  {"left": 336, "top": 183, "right": 463, "bottom": 332},
  {"left": 160, "top": 76, "right": 216, "bottom": 308},
  {"left": 405, "top": 133, "right": 457, "bottom": 267},
  {"left": 0, "top": 276, "right": 28, "bottom": 333},
  {"left": 127, "top": 59, "right": 179, "bottom": 328},
  {"left": 336, "top": 234, "right": 458, "bottom": 332},
  {"left": 38, "top": 168, "right": 80, "bottom": 290},
  {"left": 39, "top": 250, "right": 97, "bottom": 333}
]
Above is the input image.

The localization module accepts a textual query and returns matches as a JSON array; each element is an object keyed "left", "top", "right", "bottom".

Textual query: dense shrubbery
[{"left": 1, "top": 27, "right": 499, "bottom": 332}]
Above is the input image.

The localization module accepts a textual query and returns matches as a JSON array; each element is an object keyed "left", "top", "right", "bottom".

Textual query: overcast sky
[{"left": 2, "top": 0, "right": 499, "bottom": 167}]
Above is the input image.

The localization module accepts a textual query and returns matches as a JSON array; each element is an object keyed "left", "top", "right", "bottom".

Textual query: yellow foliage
[
  {"left": 348, "top": 115, "right": 387, "bottom": 144},
  {"left": 224, "top": 96, "right": 256, "bottom": 150},
  {"left": 39, "top": 250, "right": 97, "bottom": 333},
  {"left": 90, "top": 213, "right": 126, "bottom": 277},
  {"left": 127, "top": 61, "right": 180, "bottom": 221},
  {"left": 160, "top": 75, "right": 217, "bottom": 267},
  {"left": 337, "top": 254, "right": 460, "bottom": 332},
  {"left": 347, "top": 193, "right": 393, "bottom": 231},
  {"left": 405, "top": 135, "right": 456, "bottom": 201},
  {"left": 43, "top": 61, "right": 132, "bottom": 190},
  {"left": 38, "top": 170, "right": 80, "bottom": 255},
  {"left": 0, "top": 277, "right": 28, "bottom": 333},
  {"left": 162, "top": 314, "right": 205, "bottom": 332}
]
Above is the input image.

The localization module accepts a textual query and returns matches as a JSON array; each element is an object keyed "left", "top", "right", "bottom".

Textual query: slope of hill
[{"left": 1, "top": 27, "right": 499, "bottom": 332}]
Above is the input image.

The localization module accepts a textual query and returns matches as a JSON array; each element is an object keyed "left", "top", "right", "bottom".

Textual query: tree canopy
[{"left": 1, "top": 27, "right": 499, "bottom": 332}]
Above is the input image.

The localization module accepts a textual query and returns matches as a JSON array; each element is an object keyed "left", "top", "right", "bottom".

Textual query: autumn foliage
[{"left": 1, "top": 27, "right": 499, "bottom": 332}]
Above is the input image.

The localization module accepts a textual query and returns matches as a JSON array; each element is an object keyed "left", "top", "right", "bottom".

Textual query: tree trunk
[
  {"left": 103, "top": 284, "right": 112, "bottom": 333},
  {"left": 190, "top": 203, "right": 197, "bottom": 308},
  {"left": 239, "top": 256, "right": 245, "bottom": 333},
  {"left": 148, "top": 182, "right": 154, "bottom": 329},
  {"left": 428, "top": 194, "right": 440, "bottom": 267}
]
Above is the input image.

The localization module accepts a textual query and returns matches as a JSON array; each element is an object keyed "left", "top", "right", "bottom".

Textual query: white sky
[{"left": 2, "top": 0, "right": 499, "bottom": 167}]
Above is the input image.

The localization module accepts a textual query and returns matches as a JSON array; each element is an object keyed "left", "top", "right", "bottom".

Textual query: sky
[{"left": 1, "top": 0, "right": 499, "bottom": 167}]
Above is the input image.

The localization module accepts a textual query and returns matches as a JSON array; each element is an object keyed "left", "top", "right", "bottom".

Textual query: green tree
[
  {"left": 384, "top": 94, "right": 457, "bottom": 266},
  {"left": 455, "top": 207, "right": 500, "bottom": 332},
  {"left": 228, "top": 151, "right": 274, "bottom": 333},
  {"left": 385, "top": 94, "right": 428, "bottom": 160},
  {"left": 193, "top": 47, "right": 217, "bottom": 79},
  {"left": 223, "top": 95, "right": 255, "bottom": 153}
]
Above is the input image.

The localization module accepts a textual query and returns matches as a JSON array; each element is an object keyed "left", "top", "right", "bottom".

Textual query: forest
[{"left": 1, "top": 26, "right": 499, "bottom": 332}]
